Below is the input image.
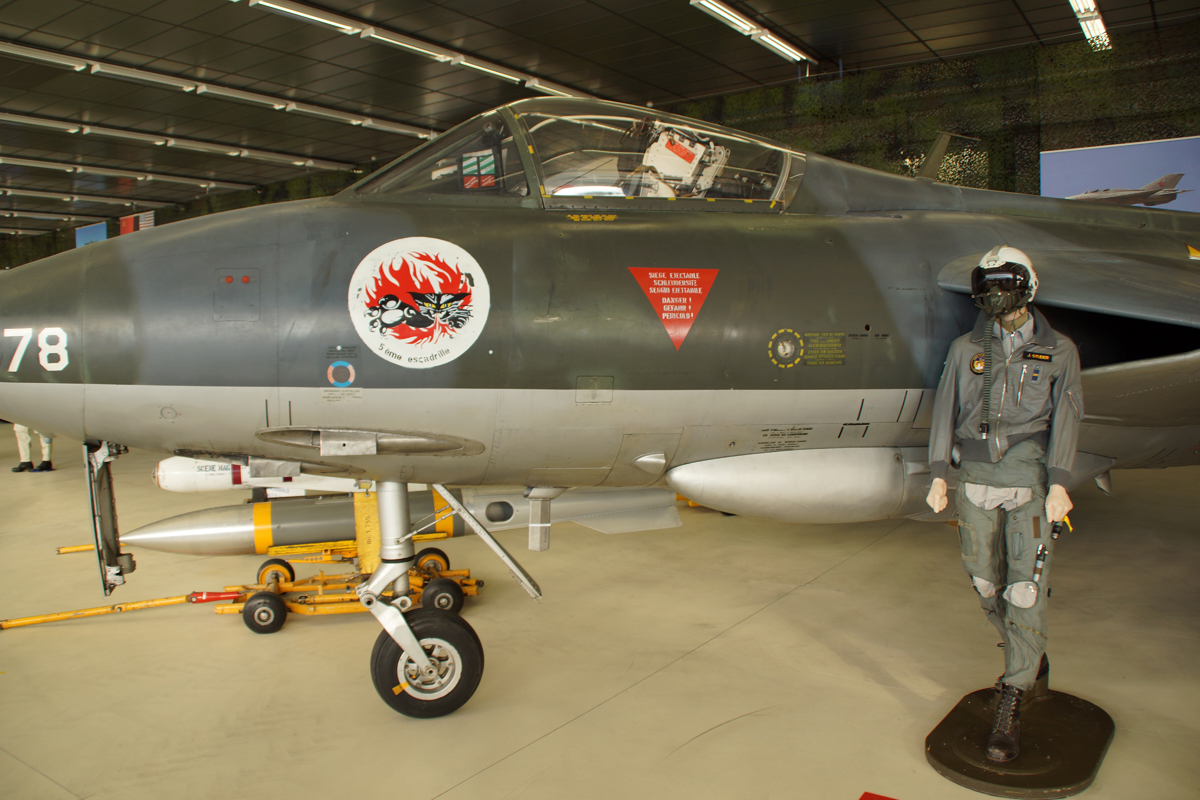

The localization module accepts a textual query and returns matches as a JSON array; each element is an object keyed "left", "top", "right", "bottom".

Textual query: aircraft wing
[
  {"left": 1079, "top": 348, "right": 1200, "bottom": 427},
  {"left": 939, "top": 249, "right": 1200, "bottom": 429},
  {"left": 937, "top": 249, "right": 1200, "bottom": 329}
]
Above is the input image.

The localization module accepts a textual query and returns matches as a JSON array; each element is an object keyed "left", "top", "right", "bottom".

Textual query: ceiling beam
[
  {"left": 0, "top": 209, "right": 111, "bottom": 223},
  {"left": 0, "top": 187, "right": 172, "bottom": 208},
  {"left": 0, "top": 111, "right": 354, "bottom": 171},
  {"left": 0, "top": 155, "right": 253, "bottom": 190},
  {"left": 0, "top": 39, "right": 436, "bottom": 140},
  {"left": 230, "top": 0, "right": 593, "bottom": 99}
]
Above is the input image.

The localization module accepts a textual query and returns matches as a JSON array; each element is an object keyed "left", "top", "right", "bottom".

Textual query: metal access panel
[
  {"left": 214, "top": 268, "right": 261, "bottom": 321},
  {"left": 86, "top": 442, "right": 134, "bottom": 596}
]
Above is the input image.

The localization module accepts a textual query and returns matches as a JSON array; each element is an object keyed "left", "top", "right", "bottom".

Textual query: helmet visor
[{"left": 971, "top": 265, "right": 1029, "bottom": 296}]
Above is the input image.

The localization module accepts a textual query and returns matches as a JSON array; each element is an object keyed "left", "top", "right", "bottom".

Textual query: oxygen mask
[{"left": 975, "top": 286, "right": 1024, "bottom": 318}]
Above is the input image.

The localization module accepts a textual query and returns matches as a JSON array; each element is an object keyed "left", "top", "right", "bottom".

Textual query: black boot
[
  {"left": 987, "top": 683, "right": 1024, "bottom": 763},
  {"left": 11, "top": 461, "right": 33, "bottom": 472},
  {"left": 32, "top": 461, "right": 53, "bottom": 472}
]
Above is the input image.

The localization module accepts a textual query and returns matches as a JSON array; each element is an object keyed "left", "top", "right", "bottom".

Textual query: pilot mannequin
[
  {"left": 925, "top": 245, "right": 1083, "bottom": 763},
  {"left": 12, "top": 423, "right": 53, "bottom": 472}
]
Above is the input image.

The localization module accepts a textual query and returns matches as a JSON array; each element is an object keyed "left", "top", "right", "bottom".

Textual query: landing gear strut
[{"left": 357, "top": 480, "right": 540, "bottom": 718}]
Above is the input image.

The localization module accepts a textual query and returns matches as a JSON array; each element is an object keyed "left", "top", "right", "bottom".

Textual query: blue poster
[
  {"left": 75, "top": 222, "right": 108, "bottom": 247},
  {"left": 1041, "top": 136, "right": 1200, "bottom": 214}
]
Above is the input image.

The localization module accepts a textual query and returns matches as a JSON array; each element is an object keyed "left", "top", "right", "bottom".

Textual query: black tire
[
  {"left": 257, "top": 558, "right": 295, "bottom": 585},
  {"left": 415, "top": 547, "right": 450, "bottom": 573},
  {"left": 421, "top": 577, "right": 465, "bottom": 614},
  {"left": 243, "top": 592, "right": 288, "bottom": 634},
  {"left": 370, "top": 608, "right": 484, "bottom": 718}
]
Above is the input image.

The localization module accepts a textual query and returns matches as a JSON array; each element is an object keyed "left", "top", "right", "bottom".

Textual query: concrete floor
[{"left": 1, "top": 436, "right": 1197, "bottom": 800}]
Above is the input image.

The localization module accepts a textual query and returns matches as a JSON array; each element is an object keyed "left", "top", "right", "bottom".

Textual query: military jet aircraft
[
  {"left": 2, "top": 97, "right": 1199, "bottom": 718},
  {"left": 1066, "top": 173, "right": 1192, "bottom": 206}
]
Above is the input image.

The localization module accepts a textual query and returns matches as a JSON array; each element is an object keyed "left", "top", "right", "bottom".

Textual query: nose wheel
[
  {"left": 370, "top": 608, "right": 484, "bottom": 718},
  {"left": 360, "top": 481, "right": 540, "bottom": 718}
]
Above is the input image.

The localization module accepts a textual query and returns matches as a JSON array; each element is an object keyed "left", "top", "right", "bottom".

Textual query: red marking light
[
  {"left": 242, "top": 276, "right": 250, "bottom": 283},
  {"left": 224, "top": 276, "right": 233, "bottom": 283}
]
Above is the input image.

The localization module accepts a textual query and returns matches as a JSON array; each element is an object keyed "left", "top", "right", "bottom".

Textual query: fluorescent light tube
[
  {"left": 361, "top": 118, "right": 434, "bottom": 138},
  {"left": 233, "top": 0, "right": 592, "bottom": 98},
  {"left": 523, "top": 78, "right": 588, "bottom": 98},
  {"left": 690, "top": 0, "right": 758, "bottom": 34},
  {"left": 0, "top": 188, "right": 173, "bottom": 207},
  {"left": 0, "top": 41, "right": 88, "bottom": 70},
  {"left": 81, "top": 126, "right": 168, "bottom": 145},
  {"left": 0, "top": 111, "right": 81, "bottom": 133},
  {"left": 195, "top": 83, "right": 287, "bottom": 109},
  {"left": 690, "top": 1, "right": 815, "bottom": 64},
  {"left": 361, "top": 28, "right": 454, "bottom": 61},
  {"left": 0, "top": 156, "right": 252, "bottom": 188},
  {"left": 283, "top": 102, "right": 368, "bottom": 124},
  {"left": 248, "top": 0, "right": 361, "bottom": 33},
  {"left": 451, "top": 57, "right": 523, "bottom": 83},
  {"left": 2, "top": 210, "right": 109, "bottom": 222},
  {"left": 1068, "top": 0, "right": 1111, "bottom": 51},
  {"left": 753, "top": 32, "right": 804, "bottom": 62},
  {"left": 89, "top": 63, "right": 197, "bottom": 91}
]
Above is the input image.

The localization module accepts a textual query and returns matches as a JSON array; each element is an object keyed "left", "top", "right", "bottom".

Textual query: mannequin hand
[
  {"left": 926, "top": 478, "right": 948, "bottom": 513},
  {"left": 1045, "top": 484, "right": 1072, "bottom": 522}
]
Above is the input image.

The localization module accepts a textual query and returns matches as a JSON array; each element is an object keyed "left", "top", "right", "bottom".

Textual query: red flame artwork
[{"left": 364, "top": 252, "right": 473, "bottom": 346}]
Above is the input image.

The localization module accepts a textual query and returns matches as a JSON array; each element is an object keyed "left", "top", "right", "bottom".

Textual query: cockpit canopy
[{"left": 356, "top": 98, "right": 806, "bottom": 212}]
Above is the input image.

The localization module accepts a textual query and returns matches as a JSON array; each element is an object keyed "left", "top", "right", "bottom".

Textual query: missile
[
  {"left": 120, "top": 487, "right": 681, "bottom": 556},
  {"left": 154, "top": 456, "right": 370, "bottom": 494}
]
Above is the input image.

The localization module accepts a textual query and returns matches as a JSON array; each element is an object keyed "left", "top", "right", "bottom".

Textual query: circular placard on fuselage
[{"left": 348, "top": 237, "right": 491, "bottom": 370}]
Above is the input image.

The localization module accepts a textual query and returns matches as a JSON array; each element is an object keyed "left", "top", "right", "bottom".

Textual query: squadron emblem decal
[
  {"left": 348, "top": 237, "right": 490, "bottom": 369},
  {"left": 970, "top": 353, "right": 986, "bottom": 374}
]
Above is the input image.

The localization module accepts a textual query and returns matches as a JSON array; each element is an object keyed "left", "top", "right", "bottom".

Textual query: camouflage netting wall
[{"left": 662, "top": 19, "right": 1200, "bottom": 195}]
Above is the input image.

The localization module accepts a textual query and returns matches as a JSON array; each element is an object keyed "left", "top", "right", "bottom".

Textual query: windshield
[
  {"left": 357, "top": 113, "right": 529, "bottom": 198},
  {"left": 524, "top": 112, "right": 790, "bottom": 201}
]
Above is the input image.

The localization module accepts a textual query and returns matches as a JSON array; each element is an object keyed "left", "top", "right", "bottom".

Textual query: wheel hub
[{"left": 399, "top": 639, "right": 460, "bottom": 698}]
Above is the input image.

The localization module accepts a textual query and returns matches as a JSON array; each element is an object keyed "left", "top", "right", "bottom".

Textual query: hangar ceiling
[{"left": 0, "top": 0, "right": 1190, "bottom": 236}]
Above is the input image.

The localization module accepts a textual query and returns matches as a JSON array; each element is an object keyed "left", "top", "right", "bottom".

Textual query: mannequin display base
[{"left": 925, "top": 687, "right": 1114, "bottom": 798}]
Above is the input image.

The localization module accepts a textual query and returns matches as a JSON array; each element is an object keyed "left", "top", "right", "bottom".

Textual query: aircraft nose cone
[{"left": 0, "top": 246, "right": 89, "bottom": 439}]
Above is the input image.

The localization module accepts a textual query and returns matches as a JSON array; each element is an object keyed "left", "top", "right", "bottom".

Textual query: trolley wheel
[
  {"left": 370, "top": 608, "right": 484, "bottom": 718},
  {"left": 243, "top": 591, "right": 288, "bottom": 634},
  {"left": 421, "top": 577, "right": 465, "bottom": 614},
  {"left": 256, "top": 558, "right": 295, "bottom": 585},
  {"left": 415, "top": 547, "right": 450, "bottom": 573}
]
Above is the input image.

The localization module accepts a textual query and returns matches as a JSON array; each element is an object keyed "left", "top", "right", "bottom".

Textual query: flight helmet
[{"left": 971, "top": 245, "right": 1037, "bottom": 317}]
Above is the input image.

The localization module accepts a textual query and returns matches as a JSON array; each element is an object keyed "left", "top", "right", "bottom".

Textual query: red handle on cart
[{"left": 187, "top": 591, "right": 243, "bottom": 604}]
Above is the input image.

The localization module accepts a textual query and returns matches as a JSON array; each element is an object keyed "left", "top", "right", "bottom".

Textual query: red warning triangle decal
[{"left": 629, "top": 267, "right": 718, "bottom": 350}]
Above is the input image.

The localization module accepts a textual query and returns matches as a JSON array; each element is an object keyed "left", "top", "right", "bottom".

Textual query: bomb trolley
[{"left": 222, "top": 544, "right": 482, "bottom": 633}]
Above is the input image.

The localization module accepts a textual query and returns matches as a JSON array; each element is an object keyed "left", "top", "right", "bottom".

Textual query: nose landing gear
[{"left": 358, "top": 480, "right": 539, "bottom": 718}]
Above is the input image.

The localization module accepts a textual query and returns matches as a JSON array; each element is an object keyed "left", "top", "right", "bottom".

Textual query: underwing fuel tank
[
  {"left": 121, "top": 487, "right": 682, "bottom": 556},
  {"left": 121, "top": 492, "right": 456, "bottom": 556},
  {"left": 665, "top": 448, "right": 932, "bottom": 524}
]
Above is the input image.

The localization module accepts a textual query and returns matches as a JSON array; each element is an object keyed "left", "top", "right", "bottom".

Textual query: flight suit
[{"left": 929, "top": 307, "right": 1083, "bottom": 690}]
